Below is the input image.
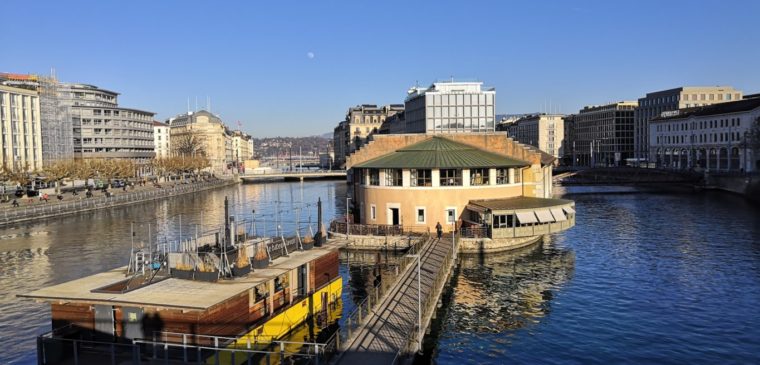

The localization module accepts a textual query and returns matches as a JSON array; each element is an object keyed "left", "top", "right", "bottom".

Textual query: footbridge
[
  {"left": 240, "top": 171, "right": 346, "bottom": 183},
  {"left": 335, "top": 236, "right": 458, "bottom": 364}
]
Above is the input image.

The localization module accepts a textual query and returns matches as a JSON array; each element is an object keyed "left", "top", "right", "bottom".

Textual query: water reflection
[{"left": 1, "top": 181, "right": 347, "bottom": 364}]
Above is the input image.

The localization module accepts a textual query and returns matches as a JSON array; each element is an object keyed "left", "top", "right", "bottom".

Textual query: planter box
[
  {"left": 252, "top": 258, "right": 269, "bottom": 269},
  {"left": 232, "top": 265, "right": 251, "bottom": 277},
  {"left": 195, "top": 270, "right": 219, "bottom": 282},
  {"left": 302, "top": 242, "right": 314, "bottom": 251},
  {"left": 171, "top": 269, "right": 194, "bottom": 280}
]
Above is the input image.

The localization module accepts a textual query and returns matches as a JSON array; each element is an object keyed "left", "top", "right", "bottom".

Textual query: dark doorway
[{"left": 390, "top": 208, "right": 400, "bottom": 225}]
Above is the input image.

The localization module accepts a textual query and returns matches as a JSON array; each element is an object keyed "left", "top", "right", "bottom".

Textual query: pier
[{"left": 337, "top": 236, "right": 458, "bottom": 364}]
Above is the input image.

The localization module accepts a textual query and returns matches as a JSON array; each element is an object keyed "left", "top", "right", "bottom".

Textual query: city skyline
[{"left": 2, "top": 0, "right": 759, "bottom": 137}]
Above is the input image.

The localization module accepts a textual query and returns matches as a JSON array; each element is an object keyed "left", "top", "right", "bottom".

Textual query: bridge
[
  {"left": 554, "top": 167, "right": 702, "bottom": 186},
  {"left": 335, "top": 236, "right": 458, "bottom": 364},
  {"left": 240, "top": 170, "right": 346, "bottom": 183}
]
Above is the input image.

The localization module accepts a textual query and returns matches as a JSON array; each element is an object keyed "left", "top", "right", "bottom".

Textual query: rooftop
[
  {"left": 652, "top": 97, "right": 760, "bottom": 122},
  {"left": 354, "top": 136, "right": 529, "bottom": 169},
  {"left": 19, "top": 242, "right": 340, "bottom": 311}
]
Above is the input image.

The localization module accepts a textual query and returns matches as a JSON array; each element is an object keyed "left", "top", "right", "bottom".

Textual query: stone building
[
  {"left": 497, "top": 113, "right": 565, "bottom": 159},
  {"left": 231, "top": 130, "right": 254, "bottom": 165},
  {"left": 649, "top": 96, "right": 760, "bottom": 172},
  {"left": 634, "top": 86, "right": 742, "bottom": 163},
  {"left": 0, "top": 84, "right": 43, "bottom": 171},
  {"left": 332, "top": 104, "right": 403, "bottom": 169},
  {"left": 573, "top": 101, "right": 637, "bottom": 167},
  {"left": 167, "top": 110, "right": 231, "bottom": 173}
]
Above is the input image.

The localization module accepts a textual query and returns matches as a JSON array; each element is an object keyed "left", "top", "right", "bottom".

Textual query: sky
[{"left": 2, "top": 0, "right": 759, "bottom": 137}]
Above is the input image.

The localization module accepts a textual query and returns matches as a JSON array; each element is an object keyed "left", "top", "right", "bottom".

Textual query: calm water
[
  {"left": 431, "top": 189, "right": 760, "bottom": 365},
  {"left": 2, "top": 182, "right": 760, "bottom": 364}
]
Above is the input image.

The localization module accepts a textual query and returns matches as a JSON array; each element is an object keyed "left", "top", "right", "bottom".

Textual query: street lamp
[
  {"left": 252, "top": 209, "right": 256, "bottom": 237},
  {"left": 408, "top": 253, "right": 422, "bottom": 352}
]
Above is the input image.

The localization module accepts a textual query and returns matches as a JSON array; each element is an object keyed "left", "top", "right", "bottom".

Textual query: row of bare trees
[{"left": 1, "top": 154, "right": 211, "bottom": 194}]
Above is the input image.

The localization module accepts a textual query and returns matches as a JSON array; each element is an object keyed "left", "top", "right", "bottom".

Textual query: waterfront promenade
[
  {"left": 338, "top": 237, "right": 457, "bottom": 364},
  {"left": 0, "top": 178, "right": 237, "bottom": 227}
]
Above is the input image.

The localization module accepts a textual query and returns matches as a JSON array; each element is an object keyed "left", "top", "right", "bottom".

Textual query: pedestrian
[
  {"left": 11, "top": 199, "right": 19, "bottom": 208},
  {"left": 436, "top": 222, "right": 443, "bottom": 240},
  {"left": 42, "top": 193, "right": 49, "bottom": 203}
]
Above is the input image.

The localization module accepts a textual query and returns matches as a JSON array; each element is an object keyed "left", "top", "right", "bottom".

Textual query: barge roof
[{"left": 19, "top": 242, "right": 341, "bottom": 311}]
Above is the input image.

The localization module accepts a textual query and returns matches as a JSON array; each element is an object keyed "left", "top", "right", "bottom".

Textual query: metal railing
[
  {"left": 330, "top": 220, "right": 430, "bottom": 237},
  {"left": 0, "top": 179, "right": 235, "bottom": 227}
]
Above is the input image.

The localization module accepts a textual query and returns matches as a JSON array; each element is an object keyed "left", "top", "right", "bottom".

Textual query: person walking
[
  {"left": 11, "top": 199, "right": 19, "bottom": 208},
  {"left": 436, "top": 222, "right": 443, "bottom": 240}
]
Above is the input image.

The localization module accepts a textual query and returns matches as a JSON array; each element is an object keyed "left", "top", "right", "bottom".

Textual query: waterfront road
[{"left": 337, "top": 237, "right": 452, "bottom": 364}]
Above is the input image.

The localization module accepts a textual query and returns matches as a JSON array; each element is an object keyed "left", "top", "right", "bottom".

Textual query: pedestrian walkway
[{"left": 337, "top": 237, "right": 455, "bottom": 364}]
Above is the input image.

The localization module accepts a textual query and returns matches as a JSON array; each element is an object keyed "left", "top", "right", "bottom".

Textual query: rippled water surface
[
  {"left": 3, "top": 182, "right": 760, "bottom": 364},
  {"left": 432, "top": 191, "right": 760, "bottom": 365}
]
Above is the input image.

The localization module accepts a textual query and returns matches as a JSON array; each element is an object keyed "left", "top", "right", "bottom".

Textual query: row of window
[
  {"left": 369, "top": 205, "right": 457, "bottom": 225},
  {"left": 657, "top": 131, "right": 745, "bottom": 145},
  {"left": 363, "top": 168, "right": 522, "bottom": 187}
]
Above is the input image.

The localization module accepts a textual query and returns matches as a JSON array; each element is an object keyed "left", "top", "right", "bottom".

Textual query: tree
[
  {"left": 42, "top": 160, "right": 76, "bottom": 194},
  {"left": 2, "top": 162, "right": 34, "bottom": 188},
  {"left": 173, "top": 131, "right": 206, "bottom": 157}
]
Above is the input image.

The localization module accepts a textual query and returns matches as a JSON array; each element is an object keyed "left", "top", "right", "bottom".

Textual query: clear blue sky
[{"left": 2, "top": 0, "right": 759, "bottom": 137}]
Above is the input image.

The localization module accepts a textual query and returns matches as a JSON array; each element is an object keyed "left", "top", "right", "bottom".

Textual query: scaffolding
[{"left": 37, "top": 74, "right": 74, "bottom": 165}]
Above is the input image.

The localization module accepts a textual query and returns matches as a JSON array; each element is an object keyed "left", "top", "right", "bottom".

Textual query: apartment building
[
  {"left": 0, "top": 85, "right": 43, "bottom": 171},
  {"left": 153, "top": 121, "right": 171, "bottom": 158},
  {"left": 167, "top": 110, "right": 230, "bottom": 172},
  {"left": 634, "top": 86, "right": 742, "bottom": 162},
  {"left": 497, "top": 113, "right": 565, "bottom": 159},
  {"left": 333, "top": 104, "right": 403, "bottom": 168}
]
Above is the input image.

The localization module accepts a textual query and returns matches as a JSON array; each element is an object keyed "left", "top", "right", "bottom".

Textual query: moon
[{"left": 307, "top": 52, "right": 315, "bottom": 59}]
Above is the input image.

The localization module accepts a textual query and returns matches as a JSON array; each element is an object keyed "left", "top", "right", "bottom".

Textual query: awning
[
  {"left": 563, "top": 206, "right": 576, "bottom": 215},
  {"left": 550, "top": 208, "right": 567, "bottom": 221},
  {"left": 535, "top": 210, "right": 556, "bottom": 223},
  {"left": 515, "top": 211, "right": 538, "bottom": 224}
]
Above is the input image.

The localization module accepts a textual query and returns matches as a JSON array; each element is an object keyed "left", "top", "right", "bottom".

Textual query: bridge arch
[{"left": 719, "top": 147, "right": 728, "bottom": 171}]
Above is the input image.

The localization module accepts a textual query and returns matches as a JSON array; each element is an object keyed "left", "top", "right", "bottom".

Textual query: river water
[{"left": 2, "top": 181, "right": 760, "bottom": 364}]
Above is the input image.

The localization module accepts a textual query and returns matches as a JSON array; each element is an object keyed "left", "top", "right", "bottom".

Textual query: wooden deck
[{"left": 337, "top": 237, "right": 455, "bottom": 364}]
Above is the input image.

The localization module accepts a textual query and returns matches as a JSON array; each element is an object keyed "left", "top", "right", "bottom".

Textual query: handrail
[{"left": 329, "top": 220, "right": 430, "bottom": 237}]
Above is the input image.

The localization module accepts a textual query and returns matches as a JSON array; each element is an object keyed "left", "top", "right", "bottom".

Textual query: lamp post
[
  {"left": 252, "top": 209, "right": 256, "bottom": 237},
  {"left": 408, "top": 253, "right": 422, "bottom": 352},
  {"left": 346, "top": 197, "right": 351, "bottom": 237}
]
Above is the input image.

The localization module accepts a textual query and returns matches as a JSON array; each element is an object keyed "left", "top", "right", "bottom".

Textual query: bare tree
[
  {"left": 43, "top": 160, "right": 77, "bottom": 194},
  {"left": 172, "top": 131, "right": 206, "bottom": 157}
]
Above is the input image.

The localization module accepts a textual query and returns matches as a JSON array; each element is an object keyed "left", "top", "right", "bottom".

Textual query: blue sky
[{"left": 2, "top": 0, "right": 759, "bottom": 137}]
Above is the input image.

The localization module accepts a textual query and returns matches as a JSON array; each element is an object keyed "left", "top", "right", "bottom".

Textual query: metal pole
[
  {"left": 417, "top": 254, "right": 421, "bottom": 352},
  {"left": 346, "top": 197, "right": 351, "bottom": 237}
]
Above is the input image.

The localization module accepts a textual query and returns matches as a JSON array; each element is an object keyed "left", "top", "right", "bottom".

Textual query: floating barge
[{"left": 20, "top": 198, "right": 343, "bottom": 365}]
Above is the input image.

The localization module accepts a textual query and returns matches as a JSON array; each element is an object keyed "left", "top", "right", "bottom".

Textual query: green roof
[{"left": 355, "top": 137, "right": 530, "bottom": 169}]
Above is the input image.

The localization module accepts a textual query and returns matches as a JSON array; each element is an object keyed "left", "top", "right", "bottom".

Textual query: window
[
  {"left": 470, "top": 168, "right": 489, "bottom": 185},
  {"left": 446, "top": 208, "right": 456, "bottom": 224},
  {"left": 493, "top": 214, "right": 514, "bottom": 228},
  {"left": 383, "top": 169, "right": 402, "bottom": 186},
  {"left": 410, "top": 169, "right": 432, "bottom": 187},
  {"left": 513, "top": 168, "right": 522, "bottom": 183},
  {"left": 416, "top": 208, "right": 425, "bottom": 224},
  {"left": 370, "top": 205, "right": 376, "bottom": 220},
  {"left": 496, "top": 168, "right": 508, "bottom": 184},
  {"left": 368, "top": 169, "right": 379, "bottom": 186},
  {"left": 439, "top": 169, "right": 462, "bottom": 186}
]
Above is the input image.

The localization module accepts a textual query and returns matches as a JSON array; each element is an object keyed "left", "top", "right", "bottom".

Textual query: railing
[
  {"left": 330, "top": 220, "right": 430, "bottom": 237},
  {"left": 0, "top": 179, "right": 235, "bottom": 227},
  {"left": 339, "top": 234, "right": 430, "bottom": 349},
  {"left": 459, "top": 226, "right": 489, "bottom": 238}
]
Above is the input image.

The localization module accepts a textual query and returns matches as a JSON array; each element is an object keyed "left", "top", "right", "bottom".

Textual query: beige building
[
  {"left": 0, "top": 85, "right": 43, "bottom": 171},
  {"left": 634, "top": 86, "right": 742, "bottom": 163},
  {"left": 498, "top": 113, "right": 565, "bottom": 159},
  {"left": 167, "top": 110, "right": 230, "bottom": 172},
  {"left": 152, "top": 121, "right": 171, "bottom": 158},
  {"left": 346, "top": 133, "right": 573, "bottom": 248},
  {"left": 231, "top": 130, "right": 254, "bottom": 165}
]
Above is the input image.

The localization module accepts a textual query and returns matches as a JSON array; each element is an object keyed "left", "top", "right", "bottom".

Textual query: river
[{"left": 2, "top": 181, "right": 760, "bottom": 364}]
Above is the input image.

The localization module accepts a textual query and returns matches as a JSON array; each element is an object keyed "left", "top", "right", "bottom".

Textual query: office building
[
  {"left": 634, "top": 86, "right": 742, "bottom": 163},
  {"left": 404, "top": 81, "right": 495, "bottom": 134},
  {"left": 573, "top": 101, "right": 637, "bottom": 166}
]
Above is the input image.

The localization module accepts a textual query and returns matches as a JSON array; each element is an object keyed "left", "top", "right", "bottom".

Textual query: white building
[
  {"left": 498, "top": 114, "right": 565, "bottom": 159},
  {"left": 153, "top": 121, "right": 171, "bottom": 158},
  {"left": 0, "top": 85, "right": 43, "bottom": 171},
  {"left": 404, "top": 81, "right": 496, "bottom": 134},
  {"left": 649, "top": 97, "right": 760, "bottom": 172}
]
